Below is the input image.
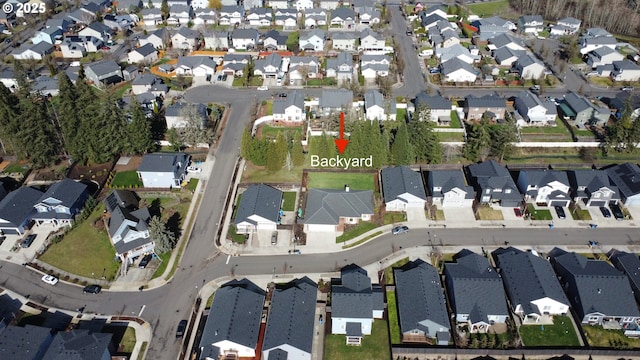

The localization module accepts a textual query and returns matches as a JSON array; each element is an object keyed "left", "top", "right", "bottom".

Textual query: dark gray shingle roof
[
  {"left": 37, "top": 179, "right": 88, "bottom": 210},
  {"left": 0, "top": 324, "right": 53, "bottom": 359},
  {"left": 41, "top": 329, "right": 112, "bottom": 360},
  {"left": 234, "top": 184, "right": 283, "bottom": 226},
  {"left": 303, "top": 188, "right": 374, "bottom": 225},
  {"left": 568, "top": 169, "right": 619, "bottom": 199},
  {"left": 381, "top": 166, "right": 427, "bottom": 203},
  {"left": 467, "top": 160, "right": 521, "bottom": 201},
  {"left": 413, "top": 92, "right": 452, "bottom": 111},
  {"left": 606, "top": 163, "right": 640, "bottom": 199},
  {"left": 137, "top": 152, "right": 190, "bottom": 174},
  {"left": 331, "top": 264, "right": 382, "bottom": 319},
  {"left": 428, "top": 170, "right": 474, "bottom": 199},
  {"left": 0, "top": 187, "right": 43, "bottom": 227}
]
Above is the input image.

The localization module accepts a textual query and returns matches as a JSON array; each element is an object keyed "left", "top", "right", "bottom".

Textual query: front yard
[
  {"left": 335, "top": 222, "right": 378, "bottom": 243},
  {"left": 324, "top": 320, "right": 390, "bottom": 360},
  {"left": 307, "top": 172, "right": 375, "bottom": 191},
  {"left": 475, "top": 206, "right": 504, "bottom": 220},
  {"left": 527, "top": 204, "right": 553, "bottom": 221},
  {"left": 519, "top": 316, "right": 580, "bottom": 347}
]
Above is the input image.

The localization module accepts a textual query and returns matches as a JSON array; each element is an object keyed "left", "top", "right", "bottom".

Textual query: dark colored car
[
  {"left": 139, "top": 254, "right": 153, "bottom": 268},
  {"left": 554, "top": 206, "right": 566, "bottom": 219},
  {"left": 392, "top": 225, "right": 409, "bottom": 235},
  {"left": 176, "top": 320, "right": 188, "bottom": 338},
  {"left": 599, "top": 206, "right": 611, "bottom": 218},
  {"left": 20, "top": 234, "right": 36, "bottom": 248},
  {"left": 217, "top": 75, "right": 222, "bottom": 81},
  {"left": 221, "top": 74, "right": 227, "bottom": 81},
  {"left": 83, "top": 285, "right": 102, "bottom": 294},
  {"left": 513, "top": 208, "right": 523, "bottom": 217},
  {"left": 610, "top": 203, "right": 624, "bottom": 220}
]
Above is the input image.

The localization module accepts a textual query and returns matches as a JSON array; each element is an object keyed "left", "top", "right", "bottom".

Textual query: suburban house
[
  {"left": 262, "top": 277, "right": 317, "bottom": 360},
  {"left": 219, "top": 5, "right": 243, "bottom": 25},
  {"left": 32, "top": 75, "right": 60, "bottom": 97},
  {"left": 246, "top": 8, "right": 271, "bottom": 27},
  {"left": 165, "top": 102, "right": 208, "bottom": 128},
  {"left": 60, "top": 36, "right": 101, "bottom": 58},
  {"left": 263, "top": 30, "right": 288, "bottom": 51},
  {"left": 409, "top": 92, "right": 453, "bottom": 124},
  {"left": 467, "top": 160, "right": 522, "bottom": 207},
  {"left": 517, "top": 14, "right": 543, "bottom": 34},
  {"left": 295, "top": 0, "right": 314, "bottom": 11},
  {"left": 302, "top": 187, "right": 374, "bottom": 233},
  {"left": 11, "top": 42, "right": 54, "bottom": 61},
  {"left": 381, "top": 166, "right": 427, "bottom": 211},
  {"left": 222, "top": 53, "right": 251, "bottom": 77},
  {"left": 427, "top": 170, "right": 475, "bottom": 208},
  {"left": 435, "top": 44, "right": 479, "bottom": 64},
  {"left": 199, "top": 279, "right": 266, "bottom": 359},
  {"left": 320, "top": 0, "right": 340, "bottom": 9},
  {"left": 0, "top": 325, "right": 56, "bottom": 358},
  {"left": 493, "top": 247, "right": 570, "bottom": 323},
  {"left": 203, "top": 31, "right": 230, "bottom": 50},
  {"left": 464, "top": 94, "right": 507, "bottom": 122},
  {"left": 359, "top": 28, "right": 386, "bottom": 51},
  {"left": 103, "top": 189, "right": 154, "bottom": 263},
  {"left": 32, "top": 27, "right": 63, "bottom": 45},
  {"left": 515, "top": 90, "right": 558, "bottom": 126},
  {"left": 360, "top": 54, "right": 390, "bottom": 79},
  {"left": 330, "top": 7, "right": 356, "bottom": 29},
  {"left": 305, "top": 8, "right": 327, "bottom": 28},
  {"left": 274, "top": 9, "right": 297, "bottom": 29},
  {"left": 231, "top": 28, "right": 259, "bottom": 50},
  {"left": 493, "top": 47, "right": 526, "bottom": 66},
  {"left": 299, "top": 29, "right": 325, "bottom": 51},
  {"left": 515, "top": 54, "right": 546, "bottom": 80},
  {"left": 472, "top": 16, "right": 517, "bottom": 41},
  {"left": 31, "top": 179, "right": 89, "bottom": 228},
  {"left": 78, "top": 22, "right": 113, "bottom": 43},
  {"left": 325, "top": 52, "right": 354, "bottom": 83},
  {"left": 489, "top": 33, "right": 526, "bottom": 51},
  {"left": 516, "top": 169, "right": 571, "bottom": 207},
  {"left": 444, "top": 249, "right": 510, "bottom": 333},
  {"left": 605, "top": 163, "right": 640, "bottom": 206},
  {"left": 288, "top": 56, "right": 320, "bottom": 85},
  {"left": 0, "top": 187, "right": 43, "bottom": 235},
  {"left": 319, "top": 89, "right": 354, "bottom": 116},
  {"left": 175, "top": 56, "right": 217, "bottom": 77},
  {"left": 559, "top": 91, "right": 611, "bottom": 127},
  {"left": 193, "top": 8, "right": 217, "bottom": 25},
  {"left": 611, "top": 251, "right": 640, "bottom": 304},
  {"left": 611, "top": 60, "right": 640, "bottom": 82},
  {"left": 138, "top": 28, "right": 168, "bottom": 49},
  {"left": 272, "top": 91, "right": 305, "bottom": 123},
  {"left": 234, "top": 184, "right": 282, "bottom": 234},
  {"left": 267, "top": 0, "right": 288, "bottom": 9},
  {"left": 171, "top": 27, "right": 199, "bottom": 51},
  {"left": 42, "top": 329, "right": 114, "bottom": 359},
  {"left": 167, "top": 4, "right": 192, "bottom": 25},
  {"left": 84, "top": 60, "right": 123, "bottom": 87},
  {"left": 441, "top": 58, "right": 477, "bottom": 83},
  {"left": 587, "top": 47, "right": 625, "bottom": 69},
  {"left": 127, "top": 43, "right": 158, "bottom": 64},
  {"left": 132, "top": 74, "right": 164, "bottom": 95},
  {"left": 243, "top": 0, "right": 262, "bottom": 9},
  {"left": 137, "top": 152, "right": 190, "bottom": 189},
  {"left": 359, "top": 6, "right": 381, "bottom": 25},
  {"left": 331, "top": 264, "right": 384, "bottom": 345},
  {"left": 550, "top": 251, "right": 640, "bottom": 326},
  {"left": 579, "top": 28, "right": 617, "bottom": 54},
  {"left": 568, "top": 170, "right": 620, "bottom": 207},
  {"left": 550, "top": 17, "right": 581, "bottom": 36},
  {"left": 141, "top": 8, "right": 163, "bottom": 27},
  {"left": 254, "top": 53, "right": 283, "bottom": 79},
  {"left": 332, "top": 31, "right": 358, "bottom": 51},
  {"left": 394, "top": 259, "right": 451, "bottom": 345},
  {"left": 363, "top": 89, "right": 395, "bottom": 121}
]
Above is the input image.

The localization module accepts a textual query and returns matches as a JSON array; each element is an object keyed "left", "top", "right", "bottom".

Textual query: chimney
[{"left": 344, "top": 184, "right": 349, "bottom": 192}]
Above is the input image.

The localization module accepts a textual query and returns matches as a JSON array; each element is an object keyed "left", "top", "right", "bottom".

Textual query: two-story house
[
  {"left": 568, "top": 169, "right": 619, "bottom": 207},
  {"left": 127, "top": 43, "right": 158, "bottom": 64},
  {"left": 427, "top": 170, "right": 475, "bottom": 208},
  {"left": 141, "top": 8, "right": 163, "bottom": 27},
  {"left": 409, "top": 92, "right": 453, "bottom": 124},
  {"left": 331, "top": 31, "right": 357, "bottom": 51},
  {"left": 219, "top": 5, "right": 244, "bottom": 25},
  {"left": 326, "top": 52, "right": 354, "bottom": 83},
  {"left": 330, "top": 7, "right": 356, "bottom": 29},
  {"left": 381, "top": 165, "right": 427, "bottom": 211},
  {"left": 299, "top": 29, "right": 325, "bottom": 51},
  {"left": 247, "top": 8, "right": 272, "bottom": 27},
  {"left": 254, "top": 53, "right": 283, "bottom": 79},
  {"left": 84, "top": 60, "right": 123, "bottom": 87},
  {"left": 274, "top": 9, "right": 297, "bottom": 29},
  {"left": 272, "top": 91, "right": 305, "bottom": 123},
  {"left": 467, "top": 160, "right": 522, "bottom": 207},
  {"left": 363, "top": 89, "right": 396, "bottom": 121},
  {"left": 139, "top": 28, "right": 169, "bottom": 49},
  {"left": 517, "top": 15, "right": 543, "bottom": 34},
  {"left": 32, "top": 179, "right": 89, "bottom": 228},
  {"left": 514, "top": 90, "right": 557, "bottom": 126},
  {"left": 203, "top": 31, "right": 229, "bottom": 50},
  {"left": 231, "top": 28, "right": 259, "bottom": 50},
  {"left": 167, "top": 4, "right": 192, "bottom": 25},
  {"left": 560, "top": 91, "right": 611, "bottom": 127},
  {"left": 611, "top": 60, "right": 640, "bottom": 82},
  {"left": 516, "top": 169, "right": 572, "bottom": 207},
  {"left": 359, "top": 28, "right": 385, "bottom": 51},
  {"left": 137, "top": 152, "right": 190, "bottom": 188},
  {"left": 360, "top": 54, "right": 390, "bottom": 80},
  {"left": 288, "top": 56, "right": 320, "bottom": 84},
  {"left": 171, "top": 27, "right": 199, "bottom": 51},
  {"left": 103, "top": 189, "right": 154, "bottom": 263},
  {"left": 465, "top": 94, "right": 507, "bottom": 122},
  {"left": 263, "top": 29, "right": 288, "bottom": 51},
  {"left": 304, "top": 8, "right": 327, "bottom": 29}
]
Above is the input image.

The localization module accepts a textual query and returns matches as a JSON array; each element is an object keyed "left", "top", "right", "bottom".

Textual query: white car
[
  {"left": 41, "top": 275, "right": 58, "bottom": 285},
  {"left": 187, "top": 166, "right": 202, "bottom": 173},
  {"left": 257, "top": 86, "right": 269, "bottom": 91}
]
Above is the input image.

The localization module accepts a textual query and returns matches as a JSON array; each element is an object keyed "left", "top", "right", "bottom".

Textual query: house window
[
  {"left": 485, "top": 189, "right": 490, "bottom": 194},
  {"left": 588, "top": 316, "right": 599, "bottom": 322},
  {"left": 543, "top": 306, "right": 551, "bottom": 311},
  {"left": 505, "top": 189, "right": 512, "bottom": 193},
  {"left": 593, "top": 193, "right": 600, "bottom": 198}
]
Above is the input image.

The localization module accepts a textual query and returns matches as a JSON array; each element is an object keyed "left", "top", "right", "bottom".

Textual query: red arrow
[{"left": 334, "top": 112, "right": 349, "bottom": 154}]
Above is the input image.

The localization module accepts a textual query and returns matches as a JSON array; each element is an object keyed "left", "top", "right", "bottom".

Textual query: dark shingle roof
[
  {"left": 466, "top": 94, "right": 507, "bottom": 109},
  {"left": 0, "top": 187, "right": 43, "bottom": 227},
  {"left": 381, "top": 166, "right": 427, "bottom": 203},
  {"left": 0, "top": 325, "right": 53, "bottom": 359},
  {"left": 331, "top": 264, "right": 382, "bottom": 319},
  {"left": 137, "top": 152, "right": 190, "bottom": 174},
  {"left": 428, "top": 170, "right": 474, "bottom": 199},
  {"left": 568, "top": 169, "right": 619, "bottom": 200},
  {"left": 412, "top": 92, "right": 452, "bottom": 110},
  {"left": 41, "top": 329, "right": 112, "bottom": 360},
  {"left": 199, "top": 279, "right": 265, "bottom": 357},
  {"left": 611, "top": 251, "right": 640, "bottom": 302},
  {"left": 36, "top": 179, "right": 87, "bottom": 209},
  {"left": 303, "top": 188, "right": 374, "bottom": 225},
  {"left": 234, "top": 184, "right": 282, "bottom": 226},
  {"left": 262, "top": 277, "right": 317, "bottom": 354},
  {"left": 467, "top": 160, "right": 521, "bottom": 201},
  {"left": 606, "top": 163, "right": 640, "bottom": 199}
]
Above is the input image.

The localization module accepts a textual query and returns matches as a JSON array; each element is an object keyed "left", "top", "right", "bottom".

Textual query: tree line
[{"left": 463, "top": 112, "right": 518, "bottom": 163}]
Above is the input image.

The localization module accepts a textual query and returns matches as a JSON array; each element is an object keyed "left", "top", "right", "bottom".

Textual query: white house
[
  {"left": 175, "top": 56, "right": 217, "bottom": 76},
  {"left": 303, "top": 187, "right": 373, "bottom": 233},
  {"left": 441, "top": 58, "right": 477, "bottom": 83},
  {"left": 138, "top": 28, "right": 168, "bottom": 49},
  {"left": 330, "top": 7, "right": 356, "bottom": 29},
  {"left": 272, "top": 91, "right": 305, "bottom": 122},
  {"left": 234, "top": 184, "right": 282, "bottom": 233},
  {"left": 12, "top": 42, "right": 54, "bottom": 61},
  {"left": 516, "top": 170, "right": 572, "bottom": 207},
  {"left": 331, "top": 31, "right": 357, "bottom": 51},
  {"left": 518, "top": 15, "right": 543, "bottom": 34},
  {"left": 611, "top": 60, "right": 640, "bottom": 82},
  {"left": 274, "top": 9, "right": 297, "bottom": 28},
  {"left": 141, "top": 8, "right": 163, "bottom": 27},
  {"left": 253, "top": 53, "right": 283, "bottom": 79},
  {"left": 167, "top": 4, "right": 192, "bottom": 25},
  {"left": 359, "top": 28, "right": 385, "bottom": 51},
  {"left": 381, "top": 166, "right": 427, "bottom": 211},
  {"left": 428, "top": 170, "right": 475, "bottom": 208},
  {"left": 219, "top": 5, "right": 243, "bottom": 25},
  {"left": 587, "top": 47, "right": 625, "bottom": 69},
  {"left": 288, "top": 56, "right": 320, "bottom": 84},
  {"left": 204, "top": 31, "right": 229, "bottom": 50},
  {"left": 295, "top": 0, "right": 313, "bottom": 11},
  {"left": 127, "top": 43, "right": 158, "bottom": 64},
  {"left": 550, "top": 17, "right": 581, "bottom": 36},
  {"left": 78, "top": 22, "right": 113, "bottom": 43},
  {"left": 171, "top": 27, "right": 199, "bottom": 51},
  {"left": 515, "top": 54, "right": 546, "bottom": 80},
  {"left": 320, "top": 0, "right": 339, "bottom": 9},
  {"left": 304, "top": 8, "right": 327, "bottom": 28},
  {"left": 231, "top": 28, "right": 259, "bottom": 50},
  {"left": 299, "top": 29, "right": 325, "bottom": 51},
  {"left": 409, "top": 92, "right": 453, "bottom": 124},
  {"left": 193, "top": 8, "right": 217, "bottom": 25},
  {"left": 364, "top": 89, "right": 395, "bottom": 121},
  {"left": 579, "top": 34, "right": 617, "bottom": 55},
  {"left": 246, "top": 8, "right": 271, "bottom": 27},
  {"left": 137, "top": 152, "right": 190, "bottom": 189},
  {"left": 515, "top": 90, "right": 557, "bottom": 125},
  {"left": 267, "top": 0, "right": 288, "bottom": 9}
]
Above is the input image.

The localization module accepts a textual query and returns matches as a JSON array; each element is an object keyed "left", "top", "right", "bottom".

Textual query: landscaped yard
[
  {"left": 307, "top": 78, "right": 337, "bottom": 86},
  {"left": 436, "top": 131, "right": 465, "bottom": 142},
  {"left": 396, "top": 108, "right": 407, "bottom": 121},
  {"left": 384, "top": 257, "right": 410, "bottom": 285},
  {"left": 467, "top": 0, "right": 510, "bottom": 16},
  {"left": 228, "top": 224, "right": 247, "bottom": 243},
  {"left": 260, "top": 125, "right": 303, "bottom": 139},
  {"left": 186, "top": 178, "right": 199, "bottom": 192},
  {"left": 386, "top": 291, "right": 401, "bottom": 344},
  {"left": 570, "top": 208, "right": 592, "bottom": 221},
  {"left": 450, "top": 110, "right": 462, "bottom": 128},
  {"left": 242, "top": 161, "right": 305, "bottom": 183},
  {"left": 336, "top": 222, "right": 378, "bottom": 243},
  {"left": 325, "top": 320, "right": 390, "bottom": 360},
  {"left": 527, "top": 204, "right": 553, "bottom": 220},
  {"left": 39, "top": 204, "right": 120, "bottom": 280},
  {"left": 233, "top": 77, "right": 263, "bottom": 87},
  {"left": 307, "top": 172, "right": 375, "bottom": 191},
  {"left": 111, "top": 170, "right": 143, "bottom": 188},
  {"left": 384, "top": 212, "right": 406, "bottom": 224},
  {"left": 282, "top": 192, "right": 297, "bottom": 211},
  {"left": 101, "top": 326, "right": 136, "bottom": 353},
  {"left": 265, "top": 101, "right": 273, "bottom": 115},
  {"left": 475, "top": 206, "right": 504, "bottom": 220},
  {"left": 519, "top": 316, "right": 580, "bottom": 347},
  {"left": 583, "top": 325, "right": 640, "bottom": 348}
]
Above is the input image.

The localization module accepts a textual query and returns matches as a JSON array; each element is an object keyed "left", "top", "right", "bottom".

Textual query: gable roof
[
  {"left": 319, "top": 89, "right": 353, "bottom": 109},
  {"left": 174, "top": 26, "right": 199, "bottom": 39},
  {"left": 199, "top": 279, "right": 265, "bottom": 358},
  {"left": 234, "top": 184, "right": 283, "bottom": 225},
  {"left": 232, "top": 28, "right": 259, "bottom": 40},
  {"left": 494, "top": 47, "right": 526, "bottom": 64},
  {"left": 331, "top": 7, "right": 355, "bottom": 20},
  {"left": 519, "top": 169, "right": 570, "bottom": 188},
  {"left": 412, "top": 92, "right": 452, "bottom": 111},
  {"left": 568, "top": 169, "right": 619, "bottom": 199},
  {"left": 300, "top": 28, "right": 325, "bottom": 41},
  {"left": 138, "top": 152, "right": 190, "bottom": 174},
  {"left": 332, "top": 31, "right": 357, "bottom": 41},
  {"left": 331, "top": 264, "right": 383, "bottom": 318},
  {"left": 303, "top": 188, "right": 374, "bottom": 225},
  {"left": 611, "top": 251, "right": 640, "bottom": 301},
  {"left": 41, "top": 329, "right": 112, "bottom": 360},
  {"left": 104, "top": 190, "right": 138, "bottom": 213},
  {"left": 255, "top": 53, "right": 282, "bottom": 71},
  {"left": 606, "top": 162, "right": 640, "bottom": 199},
  {"left": 441, "top": 58, "right": 476, "bottom": 76},
  {"left": 381, "top": 166, "right": 427, "bottom": 203},
  {"left": 0, "top": 187, "right": 43, "bottom": 226},
  {"left": 360, "top": 27, "right": 384, "bottom": 41},
  {"left": 489, "top": 33, "right": 524, "bottom": 49},
  {"left": 466, "top": 94, "right": 506, "bottom": 108},
  {"left": 272, "top": 91, "right": 304, "bottom": 114},
  {"left": 132, "top": 43, "right": 157, "bottom": 57},
  {"left": 493, "top": 247, "right": 569, "bottom": 316},
  {"left": 0, "top": 324, "right": 52, "bottom": 359},
  {"left": 85, "top": 60, "right": 121, "bottom": 77},
  {"left": 428, "top": 170, "right": 474, "bottom": 199},
  {"left": 262, "top": 277, "right": 317, "bottom": 354},
  {"left": 36, "top": 179, "right": 87, "bottom": 209}
]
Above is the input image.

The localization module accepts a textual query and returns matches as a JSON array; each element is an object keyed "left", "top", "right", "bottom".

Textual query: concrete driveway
[
  {"left": 405, "top": 208, "right": 425, "bottom": 223},
  {"left": 443, "top": 207, "right": 476, "bottom": 227}
]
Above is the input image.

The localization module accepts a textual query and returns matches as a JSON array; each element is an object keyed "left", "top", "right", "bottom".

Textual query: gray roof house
[
  {"left": 467, "top": 160, "right": 522, "bottom": 207},
  {"left": 516, "top": 170, "right": 572, "bottom": 207},
  {"left": 199, "top": 279, "right": 266, "bottom": 359},
  {"left": 427, "top": 170, "right": 475, "bottom": 208},
  {"left": 471, "top": 16, "right": 516, "bottom": 41},
  {"left": 262, "top": 277, "right": 317, "bottom": 359},
  {"left": 234, "top": 184, "right": 283, "bottom": 234},
  {"left": 32, "top": 179, "right": 89, "bottom": 228},
  {"left": 0, "top": 187, "right": 43, "bottom": 235},
  {"left": 394, "top": 259, "right": 451, "bottom": 345},
  {"left": 489, "top": 33, "right": 525, "bottom": 51},
  {"left": 319, "top": 89, "right": 354, "bottom": 114},
  {"left": 41, "top": 329, "right": 114, "bottom": 360},
  {"left": 381, "top": 166, "right": 427, "bottom": 211},
  {"left": 272, "top": 91, "right": 305, "bottom": 122},
  {"left": 518, "top": 14, "right": 544, "bottom": 33},
  {"left": 303, "top": 188, "right": 374, "bottom": 232},
  {"left": 103, "top": 190, "right": 154, "bottom": 261},
  {"left": 493, "top": 247, "right": 570, "bottom": 323},
  {"left": 363, "top": 89, "right": 395, "bottom": 121},
  {"left": 83, "top": 60, "right": 123, "bottom": 87},
  {"left": 605, "top": 163, "right": 640, "bottom": 206},
  {"left": 444, "top": 249, "right": 510, "bottom": 332},
  {"left": 559, "top": 91, "right": 611, "bottom": 127},
  {"left": 137, "top": 152, "right": 190, "bottom": 189},
  {"left": 440, "top": 57, "right": 477, "bottom": 83},
  {"left": 610, "top": 250, "right": 640, "bottom": 304},
  {"left": 325, "top": 52, "right": 354, "bottom": 83},
  {"left": 409, "top": 92, "right": 453, "bottom": 124},
  {"left": 0, "top": 324, "right": 54, "bottom": 359},
  {"left": 331, "top": 264, "right": 384, "bottom": 345},
  {"left": 493, "top": 46, "right": 526, "bottom": 66},
  {"left": 514, "top": 90, "right": 557, "bottom": 125},
  {"left": 464, "top": 94, "right": 507, "bottom": 122},
  {"left": 567, "top": 169, "right": 619, "bottom": 207},
  {"left": 299, "top": 29, "right": 325, "bottom": 51},
  {"left": 330, "top": 7, "right": 356, "bottom": 29},
  {"left": 254, "top": 53, "right": 282, "bottom": 79},
  {"left": 165, "top": 102, "right": 208, "bottom": 129},
  {"left": 551, "top": 251, "right": 640, "bottom": 326}
]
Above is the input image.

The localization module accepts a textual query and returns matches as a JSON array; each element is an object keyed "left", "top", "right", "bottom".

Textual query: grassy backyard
[
  {"left": 467, "top": 0, "right": 510, "bottom": 16},
  {"left": 436, "top": 131, "right": 465, "bottom": 142},
  {"left": 242, "top": 161, "right": 305, "bottom": 183},
  {"left": 260, "top": 125, "right": 303, "bottom": 139},
  {"left": 307, "top": 172, "right": 375, "bottom": 191},
  {"left": 519, "top": 316, "right": 580, "bottom": 347},
  {"left": 583, "top": 325, "right": 640, "bottom": 348},
  {"left": 282, "top": 192, "right": 297, "bottom": 211},
  {"left": 527, "top": 204, "right": 553, "bottom": 220},
  {"left": 325, "top": 320, "right": 390, "bottom": 360},
  {"left": 520, "top": 125, "right": 571, "bottom": 135},
  {"left": 396, "top": 108, "right": 407, "bottom": 121},
  {"left": 336, "top": 222, "right": 378, "bottom": 243},
  {"left": 111, "top": 170, "right": 143, "bottom": 188},
  {"left": 39, "top": 204, "right": 120, "bottom": 280},
  {"left": 386, "top": 291, "right": 401, "bottom": 344},
  {"left": 450, "top": 110, "right": 462, "bottom": 128}
]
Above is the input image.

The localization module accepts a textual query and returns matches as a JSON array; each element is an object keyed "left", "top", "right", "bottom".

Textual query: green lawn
[
  {"left": 384, "top": 257, "right": 410, "bottom": 285},
  {"left": 228, "top": 224, "right": 247, "bottom": 243},
  {"left": 150, "top": 251, "right": 171, "bottom": 279},
  {"left": 325, "top": 320, "right": 390, "bottom": 360},
  {"left": 206, "top": 292, "right": 216, "bottom": 309},
  {"left": 2, "top": 163, "right": 29, "bottom": 174},
  {"left": 100, "top": 326, "right": 136, "bottom": 353},
  {"left": 450, "top": 110, "right": 462, "bottom": 128},
  {"left": 336, "top": 222, "right": 378, "bottom": 243},
  {"left": 436, "top": 131, "right": 465, "bottom": 142},
  {"left": 570, "top": 208, "right": 592, "bottom": 221},
  {"left": 307, "top": 78, "right": 337, "bottom": 86},
  {"left": 383, "top": 212, "right": 406, "bottom": 224},
  {"left": 233, "top": 77, "right": 263, "bottom": 87},
  {"left": 527, "top": 204, "right": 553, "bottom": 220},
  {"left": 242, "top": 161, "right": 304, "bottom": 183},
  {"left": 39, "top": 204, "right": 120, "bottom": 280},
  {"left": 186, "top": 178, "right": 199, "bottom": 192},
  {"left": 520, "top": 125, "right": 570, "bottom": 135},
  {"left": 282, "top": 192, "right": 296, "bottom": 211},
  {"left": 260, "top": 125, "right": 303, "bottom": 139},
  {"left": 307, "top": 172, "right": 375, "bottom": 191},
  {"left": 519, "top": 316, "right": 580, "bottom": 347},
  {"left": 111, "top": 170, "right": 143, "bottom": 188},
  {"left": 265, "top": 100, "right": 273, "bottom": 115},
  {"left": 386, "top": 291, "right": 401, "bottom": 344},
  {"left": 590, "top": 76, "right": 614, "bottom": 87},
  {"left": 583, "top": 325, "right": 640, "bottom": 348},
  {"left": 467, "top": 0, "right": 510, "bottom": 16},
  {"left": 396, "top": 108, "right": 407, "bottom": 121}
]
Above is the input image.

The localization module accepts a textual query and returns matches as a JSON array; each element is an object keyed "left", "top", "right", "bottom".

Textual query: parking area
[
  {"left": 502, "top": 207, "right": 525, "bottom": 222},
  {"left": 253, "top": 229, "right": 293, "bottom": 249}
]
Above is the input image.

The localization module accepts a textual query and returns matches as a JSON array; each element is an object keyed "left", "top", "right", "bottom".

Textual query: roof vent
[{"left": 597, "top": 288, "right": 602, "bottom": 294}]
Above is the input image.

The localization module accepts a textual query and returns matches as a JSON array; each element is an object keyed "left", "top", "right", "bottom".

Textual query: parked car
[
  {"left": 554, "top": 206, "right": 566, "bottom": 219},
  {"left": 513, "top": 208, "right": 523, "bottom": 217},
  {"left": 621, "top": 86, "right": 634, "bottom": 91},
  {"left": 176, "top": 320, "right": 187, "bottom": 338},
  {"left": 83, "top": 285, "right": 102, "bottom": 294},
  {"left": 392, "top": 225, "right": 409, "bottom": 235},
  {"left": 270, "top": 231, "right": 278, "bottom": 245},
  {"left": 41, "top": 275, "right": 58, "bottom": 285},
  {"left": 20, "top": 234, "right": 36, "bottom": 248},
  {"left": 277, "top": 93, "right": 287, "bottom": 97},
  {"left": 257, "top": 86, "right": 269, "bottom": 91},
  {"left": 100, "top": 45, "right": 110, "bottom": 50},
  {"left": 599, "top": 206, "right": 611, "bottom": 218},
  {"left": 216, "top": 74, "right": 222, "bottom": 81},
  {"left": 221, "top": 74, "right": 227, "bottom": 81},
  {"left": 610, "top": 203, "right": 624, "bottom": 220},
  {"left": 139, "top": 254, "right": 153, "bottom": 268},
  {"left": 186, "top": 166, "right": 202, "bottom": 173}
]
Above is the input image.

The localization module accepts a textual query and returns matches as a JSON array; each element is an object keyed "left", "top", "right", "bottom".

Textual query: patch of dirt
[
  {"left": 114, "top": 156, "right": 143, "bottom": 172},
  {"left": 68, "top": 161, "right": 114, "bottom": 195}
]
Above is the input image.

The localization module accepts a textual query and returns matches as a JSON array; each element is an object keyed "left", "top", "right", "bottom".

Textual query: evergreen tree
[
  {"left": 250, "top": 138, "right": 269, "bottom": 166},
  {"left": 128, "top": 99, "right": 155, "bottom": 154},
  {"left": 275, "top": 132, "right": 287, "bottom": 166},
  {"left": 240, "top": 128, "right": 253, "bottom": 159},
  {"left": 291, "top": 131, "right": 304, "bottom": 166},
  {"left": 0, "top": 84, "right": 21, "bottom": 155},
  {"left": 409, "top": 119, "right": 441, "bottom": 163},
  {"left": 160, "top": 0, "right": 169, "bottom": 19},
  {"left": 489, "top": 113, "right": 518, "bottom": 161},
  {"left": 57, "top": 73, "right": 81, "bottom": 159},
  {"left": 266, "top": 141, "right": 280, "bottom": 172},
  {"left": 317, "top": 131, "right": 331, "bottom": 159},
  {"left": 17, "top": 97, "right": 57, "bottom": 167},
  {"left": 463, "top": 114, "right": 491, "bottom": 162},
  {"left": 167, "top": 128, "right": 182, "bottom": 151},
  {"left": 391, "top": 122, "right": 413, "bottom": 165},
  {"left": 149, "top": 216, "right": 176, "bottom": 254},
  {"left": 381, "top": 126, "right": 392, "bottom": 165}
]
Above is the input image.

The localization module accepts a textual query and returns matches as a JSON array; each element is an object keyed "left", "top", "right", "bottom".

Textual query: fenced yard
[{"left": 307, "top": 172, "right": 375, "bottom": 191}]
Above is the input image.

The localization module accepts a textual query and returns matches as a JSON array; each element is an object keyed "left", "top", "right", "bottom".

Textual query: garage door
[
  {"left": 405, "top": 201, "right": 424, "bottom": 209},
  {"left": 549, "top": 200, "right": 569, "bottom": 207},
  {"left": 589, "top": 200, "right": 606, "bottom": 207},
  {"left": 443, "top": 200, "right": 463, "bottom": 208}
]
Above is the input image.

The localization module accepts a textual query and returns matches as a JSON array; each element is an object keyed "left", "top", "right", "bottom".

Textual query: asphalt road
[{"left": 388, "top": 3, "right": 427, "bottom": 97}]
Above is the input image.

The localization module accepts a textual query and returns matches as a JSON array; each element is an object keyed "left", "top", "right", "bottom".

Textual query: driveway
[
  {"left": 443, "top": 207, "right": 476, "bottom": 227},
  {"left": 405, "top": 208, "right": 426, "bottom": 223}
]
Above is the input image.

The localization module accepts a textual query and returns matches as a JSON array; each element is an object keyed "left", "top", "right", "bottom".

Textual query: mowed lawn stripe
[{"left": 307, "top": 172, "right": 375, "bottom": 191}]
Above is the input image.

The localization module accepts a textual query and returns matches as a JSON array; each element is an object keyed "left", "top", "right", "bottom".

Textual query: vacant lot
[
  {"left": 519, "top": 316, "right": 580, "bottom": 347},
  {"left": 325, "top": 320, "right": 390, "bottom": 360},
  {"left": 307, "top": 172, "right": 375, "bottom": 191}
]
